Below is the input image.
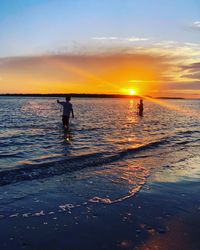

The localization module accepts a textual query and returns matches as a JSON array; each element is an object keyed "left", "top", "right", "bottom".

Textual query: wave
[
  {"left": 0, "top": 153, "right": 24, "bottom": 158},
  {"left": 0, "top": 138, "right": 169, "bottom": 187},
  {"left": 89, "top": 183, "right": 147, "bottom": 204},
  {"left": 176, "top": 130, "right": 200, "bottom": 137}
]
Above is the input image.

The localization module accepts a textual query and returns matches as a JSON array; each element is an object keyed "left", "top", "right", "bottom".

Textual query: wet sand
[{"left": 1, "top": 161, "right": 200, "bottom": 250}]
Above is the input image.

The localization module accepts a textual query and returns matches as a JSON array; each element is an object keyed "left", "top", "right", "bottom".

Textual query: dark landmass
[
  {"left": 0, "top": 93, "right": 185, "bottom": 99},
  {"left": 0, "top": 93, "right": 139, "bottom": 98},
  {"left": 154, "top": 96, "right": 185, "bottom": 99},
  {"left": 145, "top": 95, "right": 185, "bottom": 99}
]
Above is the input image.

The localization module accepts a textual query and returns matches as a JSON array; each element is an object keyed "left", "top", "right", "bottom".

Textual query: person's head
[
  {"left": 65, "top": 96, "right": 71, "bottom": 102},
  {"left": 140, "top": 99, "right": 143, "bottom": 103}
]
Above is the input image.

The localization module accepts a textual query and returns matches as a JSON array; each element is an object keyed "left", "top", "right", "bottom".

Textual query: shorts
[{"left": 62, "top": 115, "right": 69, "bottom": 126}]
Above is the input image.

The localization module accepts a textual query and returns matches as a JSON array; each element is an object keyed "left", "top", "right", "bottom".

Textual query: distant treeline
[
  {"left": 0, "top": 93, "right": 185, "bottom": 99},
  {"left": 0, "top": 93, "right": 140, "bottom": 98}
]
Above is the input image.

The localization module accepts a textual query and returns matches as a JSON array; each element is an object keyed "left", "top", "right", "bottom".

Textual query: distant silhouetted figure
[
  {"left": 57, "top": 96, "right": 74, "bottom": 130},
  {"left": 137, "top": 99, "right": 144, "bottom": 116}
]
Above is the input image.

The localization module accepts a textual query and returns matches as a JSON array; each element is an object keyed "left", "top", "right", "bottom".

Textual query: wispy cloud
[
  {"left": 138, "top": 40, "right": 200, "bottom": 64},
  {"left": 92, "top": 37, "right": 118, "bottom": 40},
  {"left": 126, "top": 37, "right": 149, "bottom": 42},
  {"left": 153, "top": 40, "right": 179, "bottom": 48},
  {"left": 191, "top": 21, "right": 200, "bottom": 29},
  {"left": 180, "top": 62, "right": 200, "bottom": 80},
  {"left": 181, "top": 62, "right": 200, "bottom": 71},
  {"left": 92, "top": 36, "right": 149, "bottom": 42},
  {"left": 0, "top": 51, "right": 173, "bottom": 94}
]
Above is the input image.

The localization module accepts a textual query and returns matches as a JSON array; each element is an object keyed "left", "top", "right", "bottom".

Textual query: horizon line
[{"left": 0, "top": 93, "right": 188, "bottom": 99}]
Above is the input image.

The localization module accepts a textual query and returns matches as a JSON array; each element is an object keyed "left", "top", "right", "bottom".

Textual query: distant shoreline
[{"left": 0, "top": 93, "right": 186, "bottom": 99}]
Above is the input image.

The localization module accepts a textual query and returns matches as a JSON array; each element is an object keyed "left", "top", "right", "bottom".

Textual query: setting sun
[{"left": 129, "top": 89, "right": 136, "bottom": 95}]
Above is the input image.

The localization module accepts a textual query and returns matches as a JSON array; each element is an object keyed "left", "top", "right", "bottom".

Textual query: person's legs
[
  {"left": 62, "top": 116, "right": 69, "bottom": 129},
  {"left": 65, "top": 116, "right": 69, "bottom": 129},
  {"left": 62, "top": 116, "right": 65, "bottom": 126}
]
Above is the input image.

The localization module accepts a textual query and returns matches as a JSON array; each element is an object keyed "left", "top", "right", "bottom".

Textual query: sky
[{"left": 0, "top": 0, "right": 200, "bottom": 97}]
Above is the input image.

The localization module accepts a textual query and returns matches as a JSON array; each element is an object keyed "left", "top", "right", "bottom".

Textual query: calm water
[{"left": 0, "top": 97, "right": 200, "bottom": 216}]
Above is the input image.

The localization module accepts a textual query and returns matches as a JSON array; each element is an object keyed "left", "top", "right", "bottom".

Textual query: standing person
[
  {"left": 57, "top": 96, "right": 74, "bottom": 130},
  {"left": 137, "top": 99, "right": 144, "bottom": 116}
]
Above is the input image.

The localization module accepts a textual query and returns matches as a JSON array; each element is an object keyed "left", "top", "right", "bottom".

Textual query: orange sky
[{"left": 0, "top": 48, "right": 200, "bottom": 98}]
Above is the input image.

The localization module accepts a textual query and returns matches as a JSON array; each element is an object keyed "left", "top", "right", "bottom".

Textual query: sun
[{"left": 129, "top": 89, "right": 136, "bottom": 95}]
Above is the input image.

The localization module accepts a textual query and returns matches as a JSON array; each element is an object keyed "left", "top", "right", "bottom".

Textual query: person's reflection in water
[
  {"left": 137, "top": 99, "right": 144, "bottom": 116},
  {"left": 63, "top": 130, "right": 73, "bottom": 144}
]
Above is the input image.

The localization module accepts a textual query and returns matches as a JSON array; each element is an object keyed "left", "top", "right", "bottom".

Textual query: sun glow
[{"left": 129, "top": 89, "right": 136, "bottom": 95}]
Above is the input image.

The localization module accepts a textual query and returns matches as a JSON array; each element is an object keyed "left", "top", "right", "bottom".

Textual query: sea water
[{"left": 0, "top": 97, "right": 200, "bottom": 217}]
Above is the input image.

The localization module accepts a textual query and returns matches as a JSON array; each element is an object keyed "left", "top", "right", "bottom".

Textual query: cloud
[
  {"left": 162, "top": 81, "right": 200, "bottom": 90},
  {"left": 0, "top": 51, "right": 173, "bottom": 94},
  {"left": 142, "top": 40, "right": 200, "bottom": 59},
  {"left": 0, "top": 52, "right": 170, "bottom": 81},
  {"left": 182, "top": 73, "right": 200, "bottom": 80},
  {"left": 92, "top": 36, "right": 149, "bottom": 42},
  {"left": 180, "top": 62, "right": 200, "bottom": 80},
  {"left": 126, "top": 37, "right": 149, "bottom": 42},
  {"left": 191, "top": 21, "right": 200, "bottom": 29},
  {"left": 181, "top": 62, "right": 200, "bottom": 71},
  {"left": 92, "top": 37, "right": 118, "bottom": 40}
]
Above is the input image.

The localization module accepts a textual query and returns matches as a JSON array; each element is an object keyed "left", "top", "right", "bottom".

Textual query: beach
[
  {"left": 1, "top": 157, "right": 200, "bottom": 250},
  {"left": 0, "top": 97, "right": 200, "bottom": 249}
]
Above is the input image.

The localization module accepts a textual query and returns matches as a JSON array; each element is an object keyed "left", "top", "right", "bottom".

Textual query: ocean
[{"left": 0, "top": 97, "right": 200, "bottom": 219}]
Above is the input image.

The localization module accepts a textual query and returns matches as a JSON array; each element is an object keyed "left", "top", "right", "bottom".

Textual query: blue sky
[{"left": 0, "top": 0, "right": 200, "bottom": 57}]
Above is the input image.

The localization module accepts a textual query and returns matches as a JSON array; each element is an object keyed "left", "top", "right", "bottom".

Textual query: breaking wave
[{"left": 0, "top": 138, "right": 169, "bottom": 186}]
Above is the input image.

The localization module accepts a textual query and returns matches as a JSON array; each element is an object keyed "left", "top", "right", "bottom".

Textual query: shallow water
[{"left": 0, "top": 97, "right": 200, "bottom": 217}]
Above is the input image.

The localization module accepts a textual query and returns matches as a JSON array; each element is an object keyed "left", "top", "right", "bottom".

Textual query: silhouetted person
[
  {"left": 137, "top": 99, "right": 144, "bottom": 116},
  {"left": 57, "top": 96, "right": 74, "bottom": 130}
]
